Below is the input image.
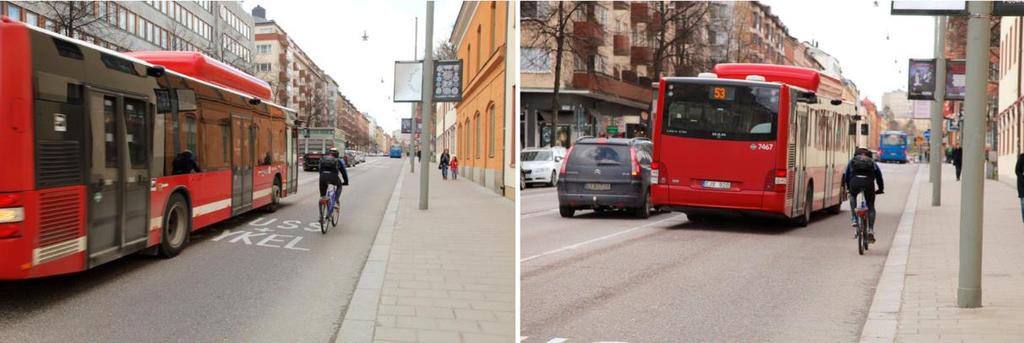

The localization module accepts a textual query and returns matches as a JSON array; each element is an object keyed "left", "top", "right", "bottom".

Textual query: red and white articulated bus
[
  {"left": 650, "top": 63, "right": 857, "bottom": 226},
  {"left": 0, "top": 17, "right": 300, "bottom": 280}
]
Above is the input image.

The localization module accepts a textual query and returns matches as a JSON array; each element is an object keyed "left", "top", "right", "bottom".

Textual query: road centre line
[{"left": 520, "top": 214, "right": 686, "bottom": 263}]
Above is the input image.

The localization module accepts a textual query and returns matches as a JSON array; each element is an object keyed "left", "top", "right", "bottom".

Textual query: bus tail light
[
  {"left": 770, "top": 169, "right": 787, "bottom": 192},
  {"left": 560, "top": 145, "right": 574, "bottom": 175},
  {"left": 651, "top": 161, "right": 660, "bottom": 184},
  {"left": 630, "top": 147, "right": 640, "bottom": 177},
  {"left": 0, "top": 223, "right": 20, "bottom": 238}
]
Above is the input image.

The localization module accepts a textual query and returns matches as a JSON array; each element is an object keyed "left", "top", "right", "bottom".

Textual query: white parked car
[{"left": 521, "top": 147, "right": 566, "bottom": 187}]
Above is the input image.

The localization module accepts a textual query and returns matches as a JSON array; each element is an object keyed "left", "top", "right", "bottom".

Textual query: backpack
[
  {"left": 851, "top": 155, "right": 874, "bottom": 175},
  {"left": 320, "top": 156, "right": 339, "bottom": 173}
]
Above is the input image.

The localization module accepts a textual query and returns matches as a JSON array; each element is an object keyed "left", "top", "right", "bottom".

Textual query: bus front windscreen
[{"left": 661, "top": 82, "right": 780, "bottom": 141}]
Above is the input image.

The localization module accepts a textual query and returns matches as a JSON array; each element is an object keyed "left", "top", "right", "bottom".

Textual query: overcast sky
[
  {"left": 242, "top": 0, "right": 463, "bottom": 133},
  {"left": 762, "top": 0, "right": 935, "bottom": 104}
]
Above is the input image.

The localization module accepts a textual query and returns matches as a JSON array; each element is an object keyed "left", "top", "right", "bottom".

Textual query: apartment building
[{"left": 3, "top": 1, "right": 254, "bottom": 71}]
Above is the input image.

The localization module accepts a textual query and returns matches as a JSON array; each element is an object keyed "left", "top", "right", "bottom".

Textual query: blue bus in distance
[
  {"left": 879, "top": 131, "right": 908, "bottom": 163},
  {"left": 389, "top": 145, "right": 403, "bottom": 158}
]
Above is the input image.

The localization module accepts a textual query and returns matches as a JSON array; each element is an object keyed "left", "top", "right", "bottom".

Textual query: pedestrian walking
[
  {"left": 953, "top": 146, "right": 963, "bottom": 181},
  {"left": 450, "top": 156, "right": 459, "bottom": 180},
  {"left": 439, "top": 149, "right": 451, "bottom": 180},
  {"left": 1016, "top": 152, "right": 1024, "bottom": 224}
]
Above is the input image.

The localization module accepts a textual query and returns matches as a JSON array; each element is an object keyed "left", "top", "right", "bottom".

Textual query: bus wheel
[
  {"left": 795, "top": 187, "right": 812, "bottom": 227},
  {"left": 265, "top": 179, "right": 282, "bottom": 213},
  {"left": 159, "top": 193, "right": 190, "bottom": 258}
]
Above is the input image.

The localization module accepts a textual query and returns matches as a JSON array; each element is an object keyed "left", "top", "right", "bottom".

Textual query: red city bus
[
  {"left": 0, "top": 18, "right": 300, "bottom": 279},
  {"left": 650, "top": 63, "right": 856, "bottom": 226}
]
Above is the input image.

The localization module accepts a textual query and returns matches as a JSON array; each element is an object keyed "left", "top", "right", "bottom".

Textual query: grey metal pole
[
  {"left": 931, "top": 16, "right": 947, "bottom": 206},
  {"left": 419, "top": 1, "right": 434, "bottom": 210},
  {"left": 410, "top": 17, "right": 418, "bottom": 174},
  {"left": 958, "top": 0, "right": 989, "bottom": 309}
]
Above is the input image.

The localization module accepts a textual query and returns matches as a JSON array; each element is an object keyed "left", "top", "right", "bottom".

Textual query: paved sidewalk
[
  {"left": 338, "top": 161, "right": 515, "bottom": 343},
  {"left": 864, "top": 164, "right": 1024, "bottom": 342}
]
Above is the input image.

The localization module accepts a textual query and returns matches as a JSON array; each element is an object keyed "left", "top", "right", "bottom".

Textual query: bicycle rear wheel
[
  {"left": 857, "top": 219, "right": 866, "bottom": 255},
  {"left": 330, "top": 201, "right": 340, "bottom": 227},
  {"left": 319, "top": 201, "right": 329, "bottom": 234}
]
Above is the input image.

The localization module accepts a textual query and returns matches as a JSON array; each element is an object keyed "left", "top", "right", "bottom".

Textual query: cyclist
[
  {"left": 843, "top": 147, "right": 884, "bottom": 243},
  {"left": 319, "top": 148, "right": 350, "bottom": 207}
]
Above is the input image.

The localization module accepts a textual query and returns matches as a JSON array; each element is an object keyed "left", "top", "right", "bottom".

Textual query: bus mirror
[
  {"left": 146, "top": 65, "right": 166, "bottom": 78},
  {"left": 249, "top": 97, "right": 262, "bottom": 105},
  {"left": 849, "top": 123, "right": 857, "bottom": 135},
  {"left": 830, "top": 99, "right": 843, "bottom": 106},
  {"left": 861, "top": 124, "right": 869, "bottom": 135}
]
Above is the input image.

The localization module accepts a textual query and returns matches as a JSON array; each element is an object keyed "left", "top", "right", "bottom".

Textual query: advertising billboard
[
  {"left": 908, "top": 59, "right": 937, "bottom": 100},
  {"left": 945, "top": 60, "right": 966, "bottom": 100}
]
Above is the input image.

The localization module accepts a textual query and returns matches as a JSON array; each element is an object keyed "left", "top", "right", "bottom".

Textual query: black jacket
[
  {"left": 953, "top": 148, "right": 963, "bottom": 167},
  {"left": 439, "top": 153, "right": 451, "bottom": 167},
  {"left": 842, "top": 159, "right": 884, "bottom": 192},
  {"left": 1015, "top": 153, "right": 1024, "bottom": 198},
  {"left": 172, "top": 151, "right": 201, "bottom": 175}
]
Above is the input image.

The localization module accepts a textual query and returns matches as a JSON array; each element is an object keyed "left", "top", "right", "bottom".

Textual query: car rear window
[{"left": 567, "top": 144, "right": 630, "bottom": 166}]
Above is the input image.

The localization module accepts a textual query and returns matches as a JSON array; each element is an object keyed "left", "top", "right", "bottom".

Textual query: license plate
[
  {"left": 702, "top": 180, "right": 731, "bottom": 189},
  {"left": 584, "top": 183, "right": 611, "bottom": 191}
]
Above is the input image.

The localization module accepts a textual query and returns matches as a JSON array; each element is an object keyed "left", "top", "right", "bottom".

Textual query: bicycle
[
  {"left": 319, "top": 184, "right": 340, "bottom": 234},
  {"left": 853, "top": 190, "right": 882, "bottom": 255},
  {"left": 854, "top": 193, "right": 869, "bottom": 255}
]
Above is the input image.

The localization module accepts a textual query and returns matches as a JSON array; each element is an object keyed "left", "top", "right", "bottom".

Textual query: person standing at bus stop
[{"left": 953, "top": 146, "right": 963, "bottom": 181}]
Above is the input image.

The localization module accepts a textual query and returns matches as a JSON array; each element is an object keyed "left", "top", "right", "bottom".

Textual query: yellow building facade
[{"left": 452, "top": 1, "right": 509, "bottom": 196}]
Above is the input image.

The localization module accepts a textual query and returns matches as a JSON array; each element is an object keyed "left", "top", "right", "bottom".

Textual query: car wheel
[
  {"left": 634, "top": 192, "right": 651, "bottom": 219},
  {"left": 159, "top": 193, "right": 190, "bottom": 258},
  {"left": 549, "top": 171, "right": 558, "bottom": 187},
  {"left": 559, "top": 205, "right": 575, "bottom": 218}
]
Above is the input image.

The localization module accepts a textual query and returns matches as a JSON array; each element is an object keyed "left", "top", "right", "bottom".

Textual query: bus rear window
[
  {"left": 883, "top": 134, "right": 906, "bottom": 146},
  {"left": 661, "top": 82, "right": 779, "bottom": 141}
]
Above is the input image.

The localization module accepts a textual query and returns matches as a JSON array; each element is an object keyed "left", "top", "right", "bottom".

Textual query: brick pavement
[
  {"left": 337, "top": 161, "right": 515, "bottom": 343},
  {"left": 862, "top": 164, "right": 1024, "bottom": 342}
]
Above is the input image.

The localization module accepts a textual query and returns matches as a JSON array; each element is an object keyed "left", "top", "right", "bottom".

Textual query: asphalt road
[
  {"left": 521, "top": 163, "right": 920, "bottom": 342},
  {"left": 0, "top": 157, "right": 403, "bottom": 342}
]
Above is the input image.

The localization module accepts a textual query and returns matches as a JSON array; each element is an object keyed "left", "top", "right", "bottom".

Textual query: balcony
[
  {"left": 572, "top": 72, "right": 653, "bottom": 104},
  {"left": 613, "top": 1, "right": 629, "bottom": 10},
  {"left": 572, "top": 20, "right": 605, "bottom": 53},
  {"left": 278, "top": 71, "right": 288, "bottom": 83},
  {"left": 631, "top": 3, "right": 651, "bottom": 23},
  {"left": 631, "top": 46, "right": 652, "bottom": 65},
  {"left": 278, "top": 53, "right": 287, "bottom": 65},
  {"left": 613, "top": 34, "right": 630, "bottom": 56},
  {"left": 621, "top": 69, "right": 638, "bottom": 84}
]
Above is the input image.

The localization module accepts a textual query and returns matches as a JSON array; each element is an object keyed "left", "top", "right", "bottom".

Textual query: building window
[
  {"left": 490, "top": 2, "right": 497, "bottom": 53},
  {"left": 6, "top": 4, "right": 21, "bottom": 21},
  {"left": 257, "top": 44, "right": 272, "bottom": 54},
  {"left": 257, "top": 63, "right": 272, "bottom": 72},
  {"left": 521, "top": 1, "right": 549, "bottom": 19},
  {"left": 488, "top": 105, "right": 496, "bottom": 158},
  {"left": 476, "top": 25, "right": 482, "bottom": 70},
  {"left": 475, "top": 112, "right": 481, "bottom": 159},
  {"left": 25, "top": 11, "right": 38, "bottom": 26},
  {"left": 521, "top": 47, "right": 550, "bottom": 72}
]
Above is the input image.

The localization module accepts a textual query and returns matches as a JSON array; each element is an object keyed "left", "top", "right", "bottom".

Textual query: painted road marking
[
  {"left": 520, "top": 214, "right": 686, "bottom": 263},
  {"left": 521, "top": 208, "right": 559, "bottom": 219},
  {"left": 546, "top": 339, "right": 568, "bottom": 343},
  {"left": 210, "top": 217, "right": 323, "bottom": 251}
]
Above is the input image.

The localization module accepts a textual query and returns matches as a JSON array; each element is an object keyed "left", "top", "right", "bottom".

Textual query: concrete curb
[
  {"left": 334, "top": 160, "right": 406, "bottom": 343},
  {"left": 859, "top": 165, "right": 926, "bottom": 343}
]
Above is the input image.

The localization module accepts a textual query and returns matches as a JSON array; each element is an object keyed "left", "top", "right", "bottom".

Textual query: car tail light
[
  {"left": 560, "top": 145, "right": 574, "bottom": 175},
  {"left": 630, "top": 147, "right": 640, "bottom": 177},
  {"left": 651, "top": 161, "right": 660, "bottom": 184}
]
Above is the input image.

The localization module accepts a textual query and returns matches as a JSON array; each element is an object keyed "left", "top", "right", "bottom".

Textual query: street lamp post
[
  {"left": 958, "top": 0, "right": 990, "bottom": 309},
  {"left": 930, "top": 15, "right": 947, "bottom": 206},
  {"left": 418, "top": 1, "right": 435, "bottom": 210}
]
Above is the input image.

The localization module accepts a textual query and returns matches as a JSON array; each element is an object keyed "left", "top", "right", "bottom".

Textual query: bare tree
[
  {"left": 37, "top": 1, "right": 108, "bottom": 38},
  {"left": 434, "top": 40, "right": 458, "bottom": 60},
  {"left": 523, "top": 1, "right": 587, "bottom": 147},
  {"left": 648, "top": 1, "right": 709, "bottom": 79}
]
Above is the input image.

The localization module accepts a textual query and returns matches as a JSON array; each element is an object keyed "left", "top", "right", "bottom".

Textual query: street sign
[
  {"left": 606, "top": 125, "right": 618, "bottom": 135},
  {"left": 891, "top": 1, "right": 967, "bottom": 16},
  {"left": 993, "top": 1, "right": 1024, "bottom": 16},
  {"left": 394, "top": 61, "right": 423, "bottom": 102},
  {"left": 433, "top": 60, "right": 463, "bottom": 102},
  {"left": 907, "top": 59, "right": 937, "bottom": 100},
  {"left": 924, "top": 129, "right": 931, "bottom": 140}
]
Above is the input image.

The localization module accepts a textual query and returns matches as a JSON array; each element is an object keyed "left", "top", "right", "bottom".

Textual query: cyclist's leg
[
  {"left": 318, "top": 177, "right": 329, "bottom": 198},
  {"left": 848, "top": 186, "right": 862, "bottom": 224},
  {"left": 331, "top": 177, "right": 342, "bottom": 205},
  {"left": 865, "top": 187, "right": 877, "bottom": 230}
]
